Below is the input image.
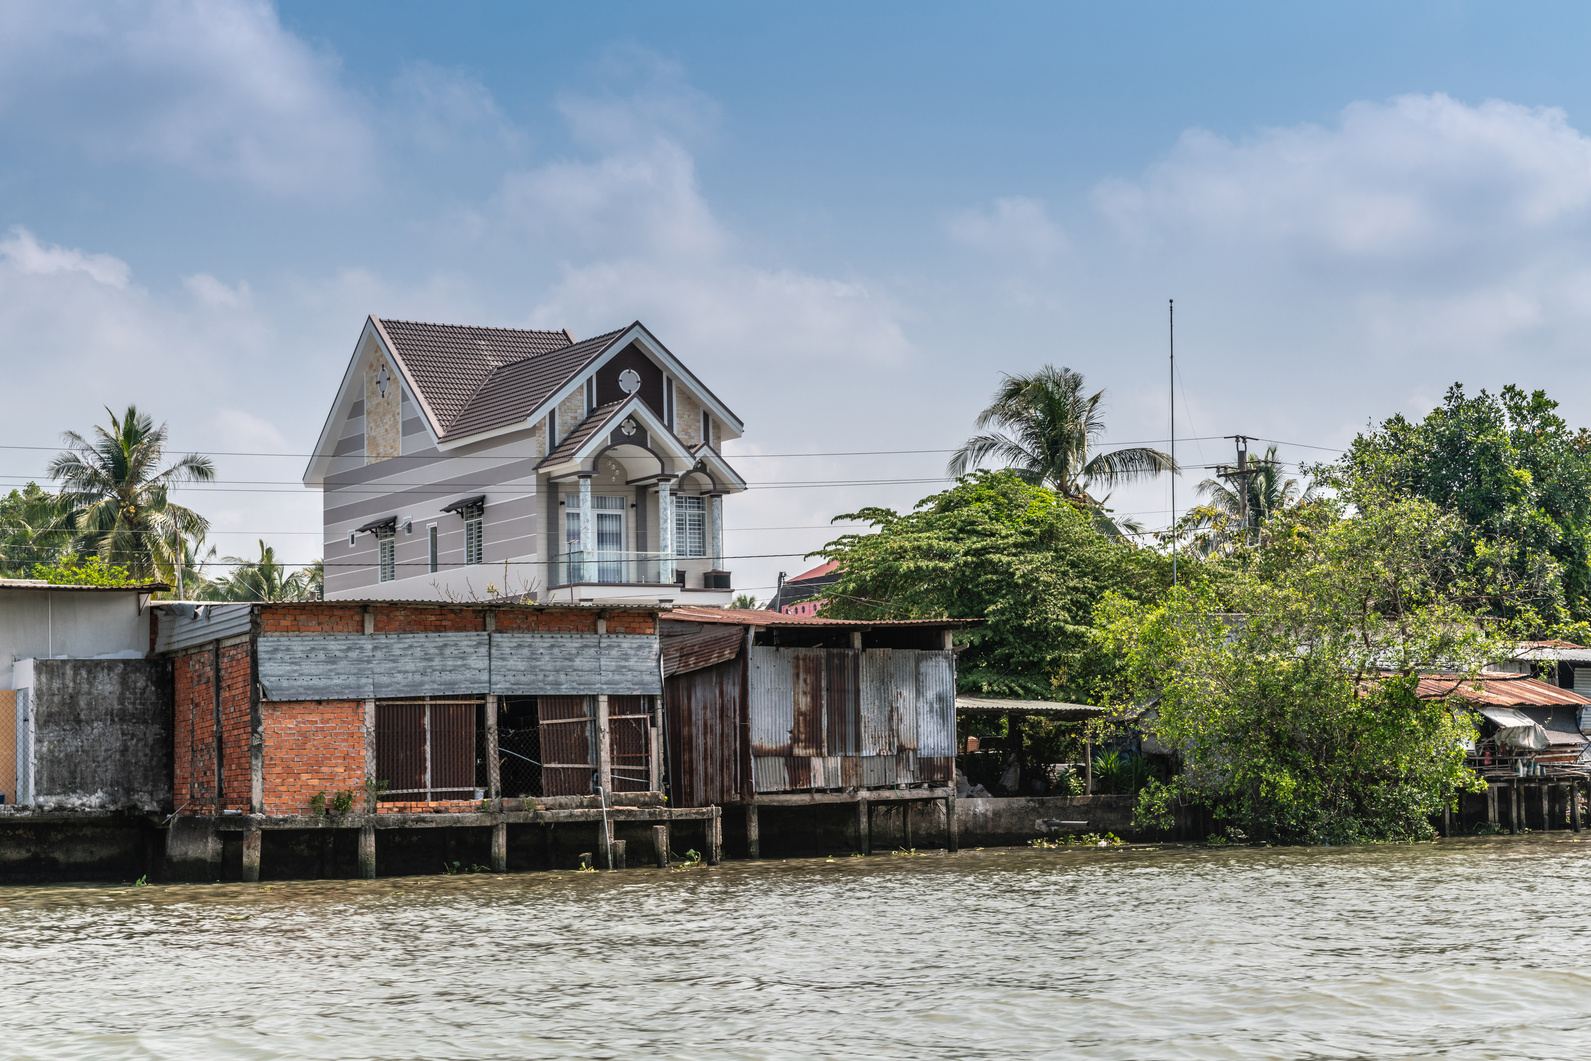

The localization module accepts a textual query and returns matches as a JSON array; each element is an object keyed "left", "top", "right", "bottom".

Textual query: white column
[
  {"left": 657, "top": 478, "right": 674, "bottom": 585},
  {"left": 578, "top": 475, "right": 593, "bottom": 584},
  {"left": 710, "top": 493, "right": 724, "bottom": 572}
]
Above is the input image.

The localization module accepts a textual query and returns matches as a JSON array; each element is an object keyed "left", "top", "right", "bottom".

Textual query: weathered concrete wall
[
  {"left": 956, "top": 794, "right": 1138, "bottom": 847},
  {"left": 31, "top": 658, "right": 173, "bottom": 811},
  {"left": 0, "top": 589, "right": 151, "bottom": 690},
  {"left": 0, "top": 813, "right": 163, "bottom": 882}
]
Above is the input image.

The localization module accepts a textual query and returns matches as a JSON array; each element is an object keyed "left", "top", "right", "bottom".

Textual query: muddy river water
[{"left": 4, "top": 837, "right": 1591, "bottom": 1059}]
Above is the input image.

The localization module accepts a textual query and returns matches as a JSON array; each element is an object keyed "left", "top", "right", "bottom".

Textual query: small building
[
  {"left": 0, "top": 579, "right": 170, "bottom": 811},
  {"left": 151, "top": 599, "right": 717, "bottom": 880},
  {"left": 660, "top": 606, "right": 960, "bottom": 856},
  {"left": 303, "top": 317, "right": 747, "bottom": 606},
  {"left": 1497, "top": 640, "right": 1591, "bottom": 699},
  {"left": 766, "top": 561, "right": 841, "bottom": 616}
]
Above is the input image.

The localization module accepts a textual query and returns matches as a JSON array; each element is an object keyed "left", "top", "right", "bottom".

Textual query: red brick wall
[
  {"left": 262, "top": 700, "right": 366, "bottom": 815},
  {"left": 260, "top": 604, "right": 363, "bottom": 635},
  {"left": 254, "top": 602, "right": 656, "bottom": 636},
  {"left": 172, "top": 642, "right": 251, "bottom": 814},
  {"left": 607, "top": 612, "right": 656, "bottom": 635},
  {"left": 374, "top": 606, "right": 486, "bottom": 633}
]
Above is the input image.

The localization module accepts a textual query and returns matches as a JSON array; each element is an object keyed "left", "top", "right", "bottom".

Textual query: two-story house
[{"left": 303, "top": 317, "right": 745, "bottom": 604}]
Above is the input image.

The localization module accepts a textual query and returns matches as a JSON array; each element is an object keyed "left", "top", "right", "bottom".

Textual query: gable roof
[
  {"left": 438, "top": 329, "right": 627, "bottom": 442},
  {"left": 541, "top": 400, "right": 630, "bottom": 467}
]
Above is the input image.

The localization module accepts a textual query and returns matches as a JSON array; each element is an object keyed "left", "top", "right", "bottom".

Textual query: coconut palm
[
  {"left": 948, "top": 365, "right": 1178, "bottom": 501},
  {"left": 1178, "top": 445, "right": 1313, "bottom": 554},
  {"left": 48, "top": 405, "right": 215, "bottom": 583},
  {"left": 210, "top": 540, "right": 317, "bottom": 601}
]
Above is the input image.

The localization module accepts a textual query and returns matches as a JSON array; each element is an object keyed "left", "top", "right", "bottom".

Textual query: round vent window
[{"left": 618, "top": 368, "right": 642, "bottom": 395}]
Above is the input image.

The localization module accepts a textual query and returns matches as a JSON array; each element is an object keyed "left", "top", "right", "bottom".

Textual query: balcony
[{"left": 549, "top": 551, "right": 732, "bottom": 594}]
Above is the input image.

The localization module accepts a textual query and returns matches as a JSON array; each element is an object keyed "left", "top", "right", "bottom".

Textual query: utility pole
[{"left": 1213, "top": 435, "right": 1279, "bottom": 544}]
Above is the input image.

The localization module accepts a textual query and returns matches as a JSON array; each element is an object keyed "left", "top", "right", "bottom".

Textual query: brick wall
[
  {"left": 262, "top": 700, "right": 366, "bottom": 815},
  {"left": 260, "top": 604, "right": 363, "bottom": 635},
  {"left": 172, "top": 642, "right": 251, "bottom": 814},
  {"left": 495, "top": 609, "right": 598, "bottom": 633},
  {"left": 374, "top": 606, "right": 486, "bottom": 633},
  {"left": 257, "top": 602, "right": 656, "bottom": 636}
]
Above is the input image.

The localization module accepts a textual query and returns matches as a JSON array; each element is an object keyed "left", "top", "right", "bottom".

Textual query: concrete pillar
[
  {"left": 1575, "top": 781, "right": 1583, "bottom": 833},
  {"left": 857, "top": 798, "right": 871, "bottom": 855},
  {"left": 491, "top": 822, "right": 507, "bottom": 873},
  {"left": 709, "top": 493, "right": 724, "bottom": 572},
  {"left": 358, "top": 823, "right": 376, "bottom": 879},
  {"left": 611, "top": 839, "right": 627, "bottom": 870},
  {"left": 578, "top": 475, "right": 593, "bottom": 583},
  {"left": 649, "top": 696, "right": 662, "bottom": 793},
  {"left": 707, "top": 806, "right": 722, "bottom": 865},
  {"left": 653, "top": 824, "right": 670, "bottom": 867},
  {"left": 596, "top": 694, "right": 612, "bottom": 794},
  {"left": 1487, "top": 784, "right": 1498, "bottom": 827},
  {"left": 485, "top": 694, "right": 500, "bottom": 800},
  {"left": 945, "top": 794, "right": 958, "bottom": 853},
  {"left": 241, "top": 828, "right": 261, "bottom": 882},
  {"left": 746, "top": 804, "right": 760, "bottom": 859},
  {"left": 657, "top": 479, "right": 674, "bottom": 584}
]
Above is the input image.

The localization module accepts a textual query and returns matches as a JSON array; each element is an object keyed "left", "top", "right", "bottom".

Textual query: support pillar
[
  {"left": 857, "top": 798, "right": 871, "bottom": 855},
  {"left": 611, "top": 839, "right": 627, "bottom": 870},
  {"left": 1084, "top": 735, "right": 1093, "bottom": 796},
  {"left": 241, "top": 828, "right": 261, "bottom": 883},
  {"left": 657, "top": 478, "right": 675, "bottom": 584},
  {"left": 1576, "top": 780, "right": 1584, "bottom": 834},
  {"left": 1441, "top": 803, "right": 1450, "bottom": 838},
  {"left": 945, "top": 794, "right": 958, "bottom": 853},
  {"left": 358, "top": 823, "right": 376, "bottom": 879},
  {"left": 485, "top": 693, "right": 501, "bottom": 801},
  {"left": 746, "top": 804, "right": 760, "bottom": 859},
  {"left": 1511, "top": 781, "right": 1521, "bottom": 835},
  {"left": 491, "top": 822, "right": 507, "bottom": 873},
  {"left": 709, "top": 493, "right": 724, "bottom": 573},
  {"left": 1542, "top": 783, "right": 1551, "bottom": 831},
  {"left": 653, "top": 824, "right": 670, "bottom": 868},
  {"left": 596, "top": 694, "right": 612, "bottom": 794},
  {"left": 707, "top": 806, "right": 722, "bottom": 865},
  {"left": 577, "top": 475, "right": 594, "bottom": 583},
  {"left": 1487, "top": 784, "right": 1498, "bottom": 828}
]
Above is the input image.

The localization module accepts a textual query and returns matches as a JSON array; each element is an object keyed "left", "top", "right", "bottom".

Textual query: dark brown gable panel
[{"left": 595, "top": 343, "right": 665, "bottom": 419}]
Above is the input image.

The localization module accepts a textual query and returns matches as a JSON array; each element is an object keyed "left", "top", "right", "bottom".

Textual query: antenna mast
[{"left": 1170, "top": 299, "right": 1176, "bottom": 587}]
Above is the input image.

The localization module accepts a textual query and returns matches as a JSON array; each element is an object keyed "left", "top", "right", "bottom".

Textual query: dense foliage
[
  {"left": 1095, "top": 492, "right": 1498, "bottom": 844},
  {"left": 815, "top": 471, "right": 1189, "bottom": 699}
]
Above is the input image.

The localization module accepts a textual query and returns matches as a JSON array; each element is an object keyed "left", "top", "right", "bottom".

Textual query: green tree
[
  {"left": 31, "top": 555, "right": 140, "bottom": 586},
  {"left": 1178, "top": 445, "right": 1316, "bottom": 556},
  {"left": 948, "top": 365, "right": 1177, "bottom": 502},
  {"left": 1331, "top": 384, "right": 1591, "bottom": 627},
  {"left": 732, "top": 593, "right": 758, "bottom": 609},
  {"left": 0, "top": 482, "right": 68, "bottom": 576},
  {"left": 1096, "top": 491, "right": 1500, "bottom": 845},
  {"left": 48, "top": 405, "right": 215, "bottom": 583},
  {"left": 209, "top": 540, "right": 319, "bottom": 601},
  {"left": 816, "top": 471, "right": 1185, "bottom": 699}
]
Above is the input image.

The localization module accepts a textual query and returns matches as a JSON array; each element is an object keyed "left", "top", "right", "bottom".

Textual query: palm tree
[
  {"left": 949, "top": 365, "right": 1178, "bottom": 501},
  {"left": 1179, "top": 445, "right": 1313, "bottom": 554},
  {"left": 210, "top": 540, "right": 314, "bottom": 601},
  {"left": 48, "top": 405, "right": 215, "bottom": 583}
]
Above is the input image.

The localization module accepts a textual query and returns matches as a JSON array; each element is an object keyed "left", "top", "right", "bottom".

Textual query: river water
[{"left": 4, "top": 836, "right": 1591, "bottom": 1059}]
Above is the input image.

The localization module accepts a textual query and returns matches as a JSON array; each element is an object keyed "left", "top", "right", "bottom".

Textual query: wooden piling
[
  {"left": 1511, "top": 780, "right": 1521, "bottom": 835},
  {"left": 857, "top": 797, "right": 870, "bottom": 856},
  {"left": 1575, "top": 780, "right": 1583, "bottom": 833},
  {"left": 746, "top": 804, "right": 760, "bottom": 859},
  {"left": 241, "top": 827, "right": 261, "bottom": 883},
  {"left": 1441, "top": 804, "right": 1451, "bottom": 838},
  {"left": 652, "top": 824, "right": 669, "bottom": 868},
  {"left": 1487, "top": 784, "right": 1498, "bottom": 828},
  {"left": 707, "top": 807, "right": 722, "bottom": 865},
  {"left": 357, "top": 823, "right": 376, "bottom": 879},
  {"left": 1541, "top": 783, "right": 1550, "bottom": 831},
  {"left": 490, "top": 822, "right": 507, "bottom": 873}
]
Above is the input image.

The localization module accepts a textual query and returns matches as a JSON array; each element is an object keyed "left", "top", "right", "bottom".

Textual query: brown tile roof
[
  {"left": 1415, "top": 672, "right": 1591, "bottom": 708},
  {"left": 539, "top": 401, "right": 628, "bottom": 467},
  {"left": 373, "top": 318, "right": 630, "bottom": 441}
]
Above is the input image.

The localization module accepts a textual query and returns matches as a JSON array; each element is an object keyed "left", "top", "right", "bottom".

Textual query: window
[
  {"left": 377, "top": 528, "right": 396, "bottom": 582},
  {"left": 565, "top": 496, "right": 626, "bottom": 552},
  {"left": 427, "top": 525, "right": 438, "bottom": 573},
  {"left": 674, "top": 495, "right": 706, "bottom": 558},
  {"left": 464, "top": 503, "right": 483, "bottom": 565}
]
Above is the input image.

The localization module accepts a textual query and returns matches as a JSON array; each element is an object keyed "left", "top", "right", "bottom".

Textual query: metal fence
[{"left": 375, "top": 697, "right": 483, "bottom": 801}]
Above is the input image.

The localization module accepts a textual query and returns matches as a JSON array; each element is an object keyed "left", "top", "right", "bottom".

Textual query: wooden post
[
  {"left": 707, "top": 806, "right": 722, "bottom": 865},
  {"left": 1441, "top": 803, "right": 1451, "bottom": 838},
  {"left": 596, "top": 694, "right": 612, "bottom": 795},
  {"left": 358, "top": 823, "right": 376, "bottom": 879},
  {"left": 649, "top": 695, "right": 662, "bottom": 793},
  {"left": 1085, "top": 736, "right": 1093, "bottom": 796},
  {"left": 746, "top": 804, "right": 760, "bottom": 859},
  {"left": 1512, "top": 780, "right": 1521, "bottom": 835},
  {"left": 611, "top": 839, "right": 627, "bottom": 870},
  {"left": 857, "top": 797, "right": 871, "bottom": 855},
  {"left": 241, "top": 827, "right": 261, "bottom": 883},
  {"left": 1541, "top": 783, "right": 1550, "bottom": 831},
  {"left": 1574, "top": 780, "right": 1583, "bottom": 833},
  {"left": 652, "top": 824, "right": 669, "bottom": 868},
  {"left": 904, "top": 802, "right": 913, "bottom": 850},
  {"left": 485, "top": 694, "right": 501, "bottom": 800},
  {"left": 491, "top": 822, "right": 507, "bottom": 872},
  {"left": 945, "top": 794, "right": 958, "bottom": 853},
  {"left": 1487, "top": 784, "right": 1498, "bottom": 828}
]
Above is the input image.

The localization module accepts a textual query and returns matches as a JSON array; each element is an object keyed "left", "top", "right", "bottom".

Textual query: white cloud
[
  {"left": 184, "top": 273, "right": 250, "bottom": 309},
  {"left": 947, "top": 196, "right": 1065, "bottom": 264},
  {"left": 0, "top": 226, "right": 130, "bottom": 288},
  {"left": 0, "top": 0, "right": 373, "bottom": 197}
]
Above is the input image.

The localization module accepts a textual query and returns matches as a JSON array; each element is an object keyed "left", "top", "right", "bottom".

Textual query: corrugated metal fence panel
[
  {"left": 491, "top": 633, "right": 660, "bottom": 695},
  {"left": 666, "top": 657, "right": 742, "bottom": 807},
  {"left": 259, "top": 636, "right": 374, "bottom": 701},
  {"left": 752, "top": 756, "right": 788, "bottom": 793},
  {"left": 371, "top": 634, "right": 490, "bottom": 698},
  {"left": 538, "top": 695, "right": 592, "bottom": 796},
  {"left": 376, "top": 702, "right": 426, "bottom": 794},
  {"left": 916, "top": 650, "right": 956, "bottom": 757},
  {"left": 893, "top": 649, "right": 919, "bottom": 753},
  {"left": 153, "top": 604, "right": 253, "bottom": 654},
  {"left": 749, "top": 647, "right": 793, "bottom": 756},
  {"left": 824, "top": 650, "right": 858, "bottom": 756},
  {"left": 662, "top": 628, "right": 744, "bottom": 677},
  {"left": 858, "top": 649, "right": 896, "bottom": 757},
  {"left": 790, "top": 649, "right": 825, "bottom": 757}
]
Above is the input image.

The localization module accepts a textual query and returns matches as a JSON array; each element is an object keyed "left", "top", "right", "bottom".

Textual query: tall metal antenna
[{"left": 1170, "top": 298, "right": 1176, "bottom": 587}]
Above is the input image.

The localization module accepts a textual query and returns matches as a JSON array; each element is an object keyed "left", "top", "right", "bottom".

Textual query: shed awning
[
  {"left": 441, "top": 495, "right": 486, "bottom": 515},
  {"left": 355, "top": 516, "right": 396, "bottom": 534},
  {"left": 956, "top": 696, "right": 1104, "bottom": 719},
  {"left": 1478, "top": 706, "right": 1537, "bottom": 729}
]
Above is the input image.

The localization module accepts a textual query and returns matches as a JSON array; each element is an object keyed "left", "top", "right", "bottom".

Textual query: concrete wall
[
  {"left": 955, "top": 795, "right": 1139, "bottom": 847},
  {"left": 0, "top": 589, "right": 150, "bottom": 690},
  {"left": 27, "top": 658, "right": 173, "bottom": 811}
]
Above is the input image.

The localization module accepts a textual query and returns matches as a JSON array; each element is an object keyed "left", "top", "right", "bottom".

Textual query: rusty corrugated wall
[
  {"left": 666, "top": 658, "right": 745, "bottom": 807},
  {"left": 537, "top": 695, "right": 591, "bottom": 796}
]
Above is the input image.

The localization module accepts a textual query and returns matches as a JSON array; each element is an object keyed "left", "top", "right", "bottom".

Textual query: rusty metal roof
[
  {"left": 1511, "top": 640, "right": 1591, "bottom": 662},
  {"left": 0, "top": 579, "right": 168, "bottom": 592},
  {"left": 662, "top": 626, "right": 745, "bottom": 676},
  {"left": 1416, "top": 672, "right": 1591, "bottom": 707},
  {"left": 671, "top": 606, "right": 962, "bottom": 629},
  {"left": 956, "top": 696, "right": 1103, "bottom": 718}
]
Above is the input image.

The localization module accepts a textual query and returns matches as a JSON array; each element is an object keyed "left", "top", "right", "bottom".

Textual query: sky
[{"left": 5, "top": 1, "right": 1591, "bottom": 599}]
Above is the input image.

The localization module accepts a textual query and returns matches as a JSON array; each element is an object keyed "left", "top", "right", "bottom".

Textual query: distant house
[
  {"left": 303, "top": 318, "right": 746, "bottom": 605},
  {"left": 767, "top": 561, "right": 841, "bottom": 616}
]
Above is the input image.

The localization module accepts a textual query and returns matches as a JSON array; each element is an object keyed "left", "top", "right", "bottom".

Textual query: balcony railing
[{"left": 550, "top": 551, "right": 731, "bottom": 590}]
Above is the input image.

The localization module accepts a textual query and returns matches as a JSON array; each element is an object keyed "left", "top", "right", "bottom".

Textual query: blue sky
[{"left": 5, "top": 1, "right": 1591, "bottom": 597}]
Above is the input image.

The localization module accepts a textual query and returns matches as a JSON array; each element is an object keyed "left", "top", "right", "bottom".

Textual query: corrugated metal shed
[
  {"left": 153, "top": 603, "right": 253, "bottom": 654},
  {"left": 1416, "top": 672, "right": 1591, "bottom": 708}
]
